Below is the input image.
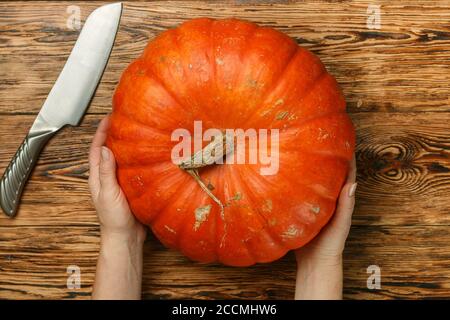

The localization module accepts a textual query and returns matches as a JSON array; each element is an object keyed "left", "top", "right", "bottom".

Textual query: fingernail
[
  {"left": 348, "top": 183, "right": 357, "bottom": 197},
  {"left": 101, "top": 147, "right": 110, "bottom": 161}
]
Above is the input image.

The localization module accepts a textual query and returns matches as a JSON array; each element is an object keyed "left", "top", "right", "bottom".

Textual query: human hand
[
  {"left": 88, "top": 115, "right": 147, "bottom": 243},
  {"left": 90, "top": 116, "right": 146, "bottom": 299},
  {"left": 294, "top": 156, "right": 357, "bottom": 299}
]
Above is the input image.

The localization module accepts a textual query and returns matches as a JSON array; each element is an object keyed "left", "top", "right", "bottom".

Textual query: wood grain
[
  {"left": 1, "top": 1, "right": 449, "bottom": 114},
  {"left": 0, "top": 0, "right": 449, "bottom": 299},
  {"left": 3, "top": 224, "right": 450, "bottom": 299}
]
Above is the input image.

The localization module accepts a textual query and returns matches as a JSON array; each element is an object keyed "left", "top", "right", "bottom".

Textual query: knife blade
[{"left": 0, "top": 2, "right": 123, "bottom": 217}]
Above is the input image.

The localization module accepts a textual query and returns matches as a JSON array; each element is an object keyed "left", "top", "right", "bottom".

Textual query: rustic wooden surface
[{"left": 0, "top": 0, "right": 449, "bottom": 299}]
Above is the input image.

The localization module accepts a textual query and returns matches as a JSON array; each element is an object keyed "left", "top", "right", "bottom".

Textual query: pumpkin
[{"left": 106, "top": 18, "right": 355, "bottom": 266}]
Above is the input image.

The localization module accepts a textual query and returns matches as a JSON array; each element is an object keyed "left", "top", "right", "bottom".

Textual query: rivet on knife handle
[{"left": 0, "top": 129, "right": 56, "bottom": 217}]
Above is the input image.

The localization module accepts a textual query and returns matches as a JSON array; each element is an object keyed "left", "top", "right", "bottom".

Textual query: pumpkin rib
[
  {"left": 278, "top": 110, "right": 354, "bottom": 134},
  {"left": 261, "top": 72, "right": 337, "bottom": 129},
  {"left": 118, "top": 161, "right": 187, "bottom": 200},
  {"left": 181, "top": 18, "right": 221, "bottom": 127},
  {"left": 231, "top": 26, "right": 298, "bottom": 126},
  {"left": 181, "top": 18, "right": 219, "bottom": 127},
  {"left": 117, "top": 161, "right": 183, "bottom": 177},
  {"left": 240, "top": 163, "right": 337, "bottom": 249},
  {"left": 240, "top": 46, "right": 299, "bottom": 127},
  {"left": 113, "top": 59, "right": 195, "bottom": 132},
  {"left": 293, "top": 205, "right": 337, "bottom": 254},
  {"left": 292, "top": 72, "right": 346, "bottom": 114},
  {"left": 278, "top": 141, "right": 353, "bottom": 169},
  {"left": 171, "top": 150, "right": 220, "bottom": 262},
  {"left": 233, "top": 165, "right": 289, "bottom": 253},
  {"left": 278, "top": 114, "right": 355, "bottom": 162},
  {"left": 250, "top": 78, "right": 331, "bottom": 129},
  {"left": 276, "top": 166, "right": 337, "bottom": 201},
  {"left": 279, "top": 143, "right": 352, "bottom": 161},
  {"left": 213, "top": 165, "right": 250, "bottom": 265},
  {"left": 212, "top": 165, "right": 227, "bottom": 256},
  {"left": 209, "top": 19, "right": 230, "bottom": 128},
  {"left": 108, "top": 138, "right": 173, "bottom": 166},
  {"left": 245, "top": 49, "right": 328, "bottom": 129},
  {"left": 176, "top": 162, "right": 224, "bottom": 262},
  {"left": 171, "top": 191, "right": 218, "bottom": 262},
  {"left": 216, "top": 165, "right": 262, "bottom": 266},
  {"left": 228, "top": 166, "right": 270, "bottom": 265},
  {"left": 295, "top": 149, "right": 352, "bottom": 164},
  {"left": 116, "top": 160, "right": 174, "bottom": 169},
  {"left": 154, "top": 28, "right": 221, "bottom": 128},
  {"left": 209, "top": 19, "right": 217, "bottom": 107},
  {"left": 210, "top": 20, "right": 259, "bottom": 126},
  {"left": 129, "top": 170, "right": 193, "bottom": 225},
  {"left": 245, "top": 158, "right": 338, "bottom": 203},
  {"left": 171, "top": 25, "right": 217, "bottom": 126},
  {"left": 114, "top": 158, "right": 174, "bottom": 169},
  {"left": 277, "top": 151, "right": 349, "bottom": 200},
  {"left": 109, "top": 111, "right": 174, "bottom": 141},
  {"left": 138, "top": 55, "right": 203, "bottom": 128},
  {"left": 245, "top": 230, "right": 289, "bottom": 264},
  {"left": 143, "top": 64, "right": 200, "bottom": 125},
  {"left": 276, "top": 109, "right": 344, "bottom": 133},
  {"left": 113, "top": 97, "right": 186, "bottom": 136}
]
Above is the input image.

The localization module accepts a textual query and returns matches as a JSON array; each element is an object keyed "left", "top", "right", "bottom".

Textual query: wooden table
[{"left": 0, "top": 0, "right": 449, "bottom": 299}]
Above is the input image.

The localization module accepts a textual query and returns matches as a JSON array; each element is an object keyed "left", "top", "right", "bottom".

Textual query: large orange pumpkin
[{"left": 106, "top": 18, "right": 355, "bottom": 266}]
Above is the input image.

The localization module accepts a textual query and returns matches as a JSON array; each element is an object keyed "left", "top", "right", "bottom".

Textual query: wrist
[
  {"left": 94, "top": 227, "right": 144, "bottom": 300},
  {"left": 296, "top": 252, "right": 342, "bottom": 270},
  {"left": 100, "top": 227, "right": 146, "bottom": 249},
  {"left": 295, "top": 254, "right": 343, "bottom": 300}
]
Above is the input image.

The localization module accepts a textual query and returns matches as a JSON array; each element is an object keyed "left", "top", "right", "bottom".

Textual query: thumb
[{"left": 99, "top": 147, "right": 119, "bottom": 194}]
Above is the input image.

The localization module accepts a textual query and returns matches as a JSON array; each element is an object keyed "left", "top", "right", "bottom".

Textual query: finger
[
  {"left": 89, "top": 116, "right": 111, "bottom": 166},
  {"left": 328, "top": 182, "right": 357, "bottom": 232},
  {"left": 329, "top": 154, "right": 356, "bottom": 228},
  {"left": 98, "top": 146, "right": 121, "bottom": 200},
  {"left": 88, "top": 116, "right": 111, "bottom": 197}
]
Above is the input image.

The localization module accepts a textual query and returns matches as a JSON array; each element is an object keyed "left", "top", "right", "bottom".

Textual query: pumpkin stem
[{"left": 179, "top": 132, "right": 234, "bottom": 218}]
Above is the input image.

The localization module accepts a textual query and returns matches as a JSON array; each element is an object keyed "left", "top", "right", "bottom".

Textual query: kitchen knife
[{"left": 0, "top": 3, "right": 122, "bottom": 217}]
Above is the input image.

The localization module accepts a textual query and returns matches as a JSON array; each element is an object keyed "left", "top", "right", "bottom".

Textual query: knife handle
[{"left": 0, "top": 129, "right": 56, "bottom": 217}]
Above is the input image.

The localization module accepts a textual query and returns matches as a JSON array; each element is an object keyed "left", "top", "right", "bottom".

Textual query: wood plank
[
  {"left": 0, "top": 112, "right": 448, "bottom": 227},
  {"left": 351, "top": 112, "right": 450, "bottom": 226},
  {"left": 2, "top": 225, "right": 450, "bottom": 299},
  {"left": 344, "top": 225, "right": 450, "bottom": 299},
  {"left": 1, "top": 1, "right": 449, "bottom": 114},
  {"left": 0, "top": 0, "right": 449, "bottom": 300}
]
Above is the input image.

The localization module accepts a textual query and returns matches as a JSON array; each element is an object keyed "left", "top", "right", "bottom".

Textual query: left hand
[
  {"left": 90, "top": 115, "right": 146, "bottom": 300},
  {"left": 88, "top": 115, "right": 147, "bottom": 243}
]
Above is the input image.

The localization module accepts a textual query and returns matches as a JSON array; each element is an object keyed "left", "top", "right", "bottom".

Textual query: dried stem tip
[{"left": 178, "top": 132, "right": 234, "bottom": 218}]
